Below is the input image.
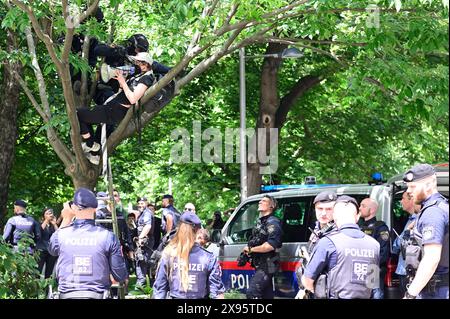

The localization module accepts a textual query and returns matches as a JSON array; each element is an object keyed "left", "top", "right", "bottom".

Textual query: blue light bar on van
[{"left": 261, "top": 184, "right": 341, "bottom": 192}]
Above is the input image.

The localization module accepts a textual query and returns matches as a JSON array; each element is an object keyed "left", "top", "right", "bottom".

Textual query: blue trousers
[
  {"left": 135, "top": 260, "right": 150, "bottom": 286},
  {"left": 246, "top": 269, "right": 274, "bottom": 299}
]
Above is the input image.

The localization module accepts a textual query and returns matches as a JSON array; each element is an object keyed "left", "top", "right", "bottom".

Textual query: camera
[{"left": 237, "top": 252, "right": 250, "bottom": 267}]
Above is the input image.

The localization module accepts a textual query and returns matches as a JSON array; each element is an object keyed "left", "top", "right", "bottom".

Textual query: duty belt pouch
[
  {"left": 266, "top": 255, "right": 280, "bottom": 275},
  {"left": 314, "top": 274, "right": 328, "bottom": 299},
  {"left": 405, "top": 245, "right": 422, "bottom": 270}
]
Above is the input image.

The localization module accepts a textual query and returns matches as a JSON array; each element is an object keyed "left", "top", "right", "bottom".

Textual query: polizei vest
[{"left": 326, "top": 231, "right": 380, "bottom": 299}]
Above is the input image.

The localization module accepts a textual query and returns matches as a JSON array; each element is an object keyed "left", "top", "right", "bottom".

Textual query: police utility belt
[{"left": 58, "top": 290, "right": 109, "bottom": 299}]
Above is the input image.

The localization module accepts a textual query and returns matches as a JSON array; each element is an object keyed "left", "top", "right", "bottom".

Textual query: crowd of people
[
  {"left": 0, "top": 163, "right": 447, "bottom": 299},
  {"left": 1, "top": 190, "right": 228, "bottom": 298}
]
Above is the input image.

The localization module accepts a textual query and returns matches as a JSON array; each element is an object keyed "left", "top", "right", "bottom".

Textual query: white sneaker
[
  {"left": 82, "top": 141, "right": 101, "bottom": 153},
  {"left": 86, "top": 153, "right": 100, "bottom": 165}
]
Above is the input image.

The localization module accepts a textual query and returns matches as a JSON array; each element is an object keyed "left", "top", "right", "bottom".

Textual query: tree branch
[
  {"left": 270, "top": 36, "right": 367, "bottom": 47},
  {"left": 364, "top": 77, "right": 397, "bottom": 97},
  {"left": 188, "top": 0, "right": 220, "bottom": 53},
  {"left": 13, "top": 72, "right": 73, "bottom": 167},
  {"left": 24, "top": 27, "right": 51, "bottom": 118},
  {"left": 265, "top": 37, "right": 347, "bottom": 65},
  {"left": 11, "top": 0, "right": 63, "bottom": 73},
  {"left": 13, "top": 72, "right": 48, "bottom": 122},
  {"left": 79, "top": 0, "right": 100, "bottom": 25},
  {"left": 80, "top": 36, "right": 91, "bottom": 107},
  {"left": 215, "top": 0, "right": 310, "bottom": 36}
]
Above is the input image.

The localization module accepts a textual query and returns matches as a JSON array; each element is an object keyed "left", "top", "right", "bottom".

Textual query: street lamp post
[{"left": 239, "top": 46, "right": 303, "bottom": 202}]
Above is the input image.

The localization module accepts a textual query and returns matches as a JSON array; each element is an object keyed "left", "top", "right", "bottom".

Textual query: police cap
[
  {"left": 335, "top": 195, "right": 359, "bottom": 210},
  {"left": 403, "top": 164, "right": 436, "bottom": 182},
  {"left": 162, "top": 194, "right": 174, "bottom": 200},
  {"left": 180, "top": 211, "right": 201, "bottom": 228},
  {"left": 313, "top": 191, "right": 337, "bottom": 205},
  {"left": 137, "top": 196, "right": 147, "bottom": 203},
  {"left": 96, "top": 191, "right": 109, "bottom": 199},
  {"left": 14, "top": 199, "right": 27, "bottom": 208},
  {"left": 73, "top": 188, "right": 98, "bottom": 209}
]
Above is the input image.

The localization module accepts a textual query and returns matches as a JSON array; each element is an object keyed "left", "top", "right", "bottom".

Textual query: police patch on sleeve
[
  {"left": 422, "top": 226, "right": 435, "bottom": 241},
  {"left": 267, "top": 225, "right": 276, "bottom": 234},
  {"left": 380, "top": 231, "right": 389, "bottom": 241}
]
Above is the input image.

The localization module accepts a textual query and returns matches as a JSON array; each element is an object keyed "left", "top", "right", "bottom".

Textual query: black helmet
[{"left": 127, "top": 34, "right": 149, "bottom": 53}]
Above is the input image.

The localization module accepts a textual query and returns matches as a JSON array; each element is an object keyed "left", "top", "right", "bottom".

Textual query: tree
[
  {"left": 3, "top": 0, "right": 316, "bottom": 191},
  {"left": 0, "top": 1, "right": 23, "bottom": 224},
  {"left": 244, "top": 0, "right": 448, "bottom": 195}
]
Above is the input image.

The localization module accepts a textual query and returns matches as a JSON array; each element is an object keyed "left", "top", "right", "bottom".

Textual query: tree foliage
[{"left": 1, "top": 0, "right": 448, "bottom": 221}]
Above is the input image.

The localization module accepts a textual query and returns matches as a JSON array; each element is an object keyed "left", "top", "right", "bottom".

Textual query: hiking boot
[
  {"left": 82, "top": 141, "right": 101, "bottom": 153},
  {"left": 86, "top": 153, "right": 100, "bottom": 165}
]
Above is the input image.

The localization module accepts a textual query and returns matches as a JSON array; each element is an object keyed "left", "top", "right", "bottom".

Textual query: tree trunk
[
  {"left": 246, "top": 43, "right": 326, "bottom": 197},
  {"left": 247, "top": 43, "right": 286, "bottom": 197},
  {"left": 65, "top": 162, "right": 100, "bottom": 190},
  {"left": 0, "top": 29, "right": 23, "bottom": 224}
]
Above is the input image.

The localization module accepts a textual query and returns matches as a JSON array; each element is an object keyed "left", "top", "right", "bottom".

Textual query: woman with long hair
[
  {"left": 152, "top": 212, "right": 225, "bottom": 299},
  {"left": 36, "top": 208, "right": 58, "bottom": 278}
]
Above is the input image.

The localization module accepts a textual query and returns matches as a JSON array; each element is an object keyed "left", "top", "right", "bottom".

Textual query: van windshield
[{"left": 227, "top": 197, "right": 316, "bottom": 244}]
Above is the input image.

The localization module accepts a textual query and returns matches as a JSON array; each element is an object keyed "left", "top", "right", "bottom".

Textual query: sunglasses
[{"left": 185, "top": 208, "right": 194, "bottom": 211}]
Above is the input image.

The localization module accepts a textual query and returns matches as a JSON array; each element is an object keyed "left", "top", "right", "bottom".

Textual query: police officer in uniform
[
  {"left": 48, "top": 188, "right": 127, "bottom": 299},
  {"left": 243, "top": 195, "right": 283, "bottom": 299},
  {"left": 161, "top": 194, "right": 181, "bottom": 235},
  {"left": 2, "top": 200, "right": 41, "bottom": 253},
  {"left": 403, "top": 164, "right": 449, "bottom": 299},
  {"left": 359, "top": 197, "right": 390, "bottom": 299},
  {"left": 134, "top": 197, "right": 155, "bottom": 288},
  {"left": 153, "top": 211, "right": 225, "bottom": 299},
  {"left": 307, "top": 191, "right": 338, "bottom": 254},
  {"left": 302, "top": 196, "right": 380, "bottom": 299}
]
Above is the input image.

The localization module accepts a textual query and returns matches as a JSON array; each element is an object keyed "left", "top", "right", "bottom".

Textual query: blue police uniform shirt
[
  {"left": 415, "top": 193, "right": 449, "bottom": 275},
  {"left": 153, "top": 243, "right": 225, "bottom": 299},
  {"left": 392, "top": 214, "right": 417, "bottom": 276},
  {"left": 161, "top": 205, "right": 180, "bottom": 233},
  {"left": 48, "top": 219, "right": 128, "bottom": 294},
  {"left": 137, "top": 208, "right": 153, "bottom": 232},
  {"left": 2, "top": 214, "right": 41, "bottom": 247},
  {"left": 360, "top": 217, "right": 390, "bottom": 266},
  {"left": 304, "top": 223, "right": 363, "bottom": 280},
  {"left": 263, "top": 214, "right": 283, "bottom": 249}
]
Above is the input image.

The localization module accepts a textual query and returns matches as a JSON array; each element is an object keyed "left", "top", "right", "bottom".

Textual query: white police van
[{"left": 212, "top": 163, "right": 449, "bottom": 298}]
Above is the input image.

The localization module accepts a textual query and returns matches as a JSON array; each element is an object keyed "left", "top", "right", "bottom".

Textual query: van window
[
  {"left": 228, "top": 201, "right": 259, "bottom": 243},
  {"left": 227, "top": 197, "right": 316, "bottom": 244},
  {"left": 278, "top": 197, "right": 313, "bottom": 243}
]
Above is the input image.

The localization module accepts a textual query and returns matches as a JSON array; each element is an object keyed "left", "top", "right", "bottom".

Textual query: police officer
[
  {"left": 134, "top": 196, "right": 155, "bottom": 288},
  {"left": 359, "top": 197, "right": 390, "bottom": 299},
  {"left": 153, "top": 211, "right": 225, "bottom": 299},
  {"left": 161, "top": 194, "right": 181, "bottom": 235},
  {"left": 302, "top": 195, "right": 380, "bottom": 299},
  {"left": 392, "top": 192, "right": 420, "bottom": 295},
  {"left": 243, "top": 195, "right": 283, "bottom": 299},
  {"left": 2, "top": 199, "right": 41, "bottom": 253},
  {"left": 48, "top": 188, "right": 127, "bottom": 299},
  {"left": 402, "top": 164, "right": 449, "bottom": 299},
  {"left": 307, "top": 191, "right": 338, "bottom": 254}
]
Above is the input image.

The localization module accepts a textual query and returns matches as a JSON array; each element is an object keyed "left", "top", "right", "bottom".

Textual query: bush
[{"left": 0, "top": 236, "right": 49, "bottom": 299}]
